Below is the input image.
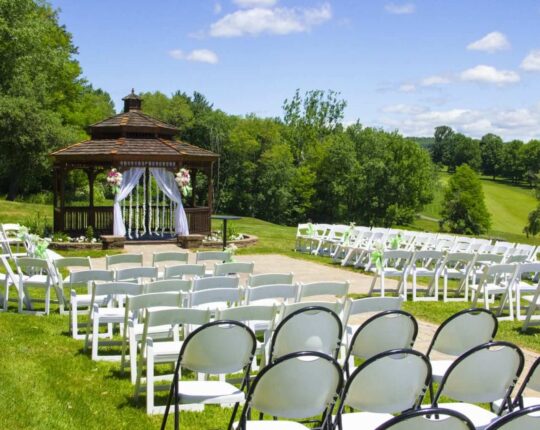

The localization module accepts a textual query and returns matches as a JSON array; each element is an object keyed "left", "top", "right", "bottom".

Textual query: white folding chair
[
  {"left": 431, "top": 341, "right": 524, "bottom": 430},
  {"left": 484, "top": 405, "right": 540, "bottom": 430},
  {"left": 163, "top": 263, "right": 205, "bottom": 280},
  {"left": 68, "top": 269, "right": 115, "bottom": 339},
  {"left": 235, "top": 351, "right": 343, "bottom": 430},
  {"left": 439, "top": 253, "right": 475, "bottom": 302},
  {"left": 217, "top": 304, "right": 278, "bottom": 369},
  {"left": 368, "top": 250, "right": 413, "bottom": 299},
  {"left": 195, "top": 251, "right": 231, "bottom": 276},
  {"left": 245, "top": 283, "right": 299, "bottom": 306},
  {"left": 54, "top": 257, "right": 93, "bottom": 313},
  {"left": 506, "top": 263, "right": 540, "bottom": 321},
  {"left": 15, "top": 257, "right": 59, "bottom": 315},
  {"left": 269, "top": 305, "right": 343, "bottom": 362},
  {"left": 425, "top": 308, "right": 498, "bottom": 387},
  {"left": 406, "top": 250, "right": 444, "bottom": 301},
  {"left": 160, "top": 320, "right": 256, "bottom": 426},
  {"left": 84, "top": 281, "right": 143, "bottom": 361},
  {"left": 471, "top": 264, "right": 519, "bottom": 321},
  {"left": 521, "top": 277, "right": 540, "bottom": 332},
  {"left": 375, "top": 407, "right": 476, "bottom": 430},
  {"left": 280, "top": 300, "right": 345, "bottom": 320},
  {"left": 247, "top": 272, "right": 293, "bottom": 287},
  {"left": 106, "top": 253, "right": 143, "bottom": 269},
  {"left": 192, "top": 275, "right": 239, "bottom": 292},
  {"left": 334, "top": 349, "right": 431, "bottom": 430},
  {"left": 144, "top": 279, "right": 192, "bottom": 294},
  {"left": 120, "top": 291, "right": 182, "bottom": 383},
  {"left": 0, "top": 254, "right": 30, "bottom": 312},
  {"left": 134, "top": 307, "right": 211, "bottom": 414},
  {"left": 344, "top": 310, "right": 418, "bottom": 376},
  {"left": 152, "top": 251, "right": 189, "bottom": 279}
]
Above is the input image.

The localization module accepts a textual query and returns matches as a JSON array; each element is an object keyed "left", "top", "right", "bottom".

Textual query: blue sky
[{"left": 50, "top": 0, "right": 540, "bottom": 140}]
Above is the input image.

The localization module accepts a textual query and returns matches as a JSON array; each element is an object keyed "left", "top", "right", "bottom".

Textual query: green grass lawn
[{"left": 416, "top": 171, "right": 539, "bottom": 244}]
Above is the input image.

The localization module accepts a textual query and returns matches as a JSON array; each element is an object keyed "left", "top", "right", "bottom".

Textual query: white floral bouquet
[
  {"left": 106, "top": 168, "right": 123, "bottom": 194},
  {"left": 175, "top": 168, "right": 192, "bottom": 198}
]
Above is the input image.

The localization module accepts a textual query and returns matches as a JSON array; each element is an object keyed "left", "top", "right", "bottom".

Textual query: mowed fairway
[{"left": 419, "top": 172, "right": 538, "bottom": 242}]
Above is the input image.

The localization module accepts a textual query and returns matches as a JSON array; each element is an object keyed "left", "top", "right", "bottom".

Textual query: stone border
[
  {"left": 202, "top": 234, "right": 258, "bottom": 248},
  {"left": 49, "top": 242, "right": 102, "bottom": 251}
]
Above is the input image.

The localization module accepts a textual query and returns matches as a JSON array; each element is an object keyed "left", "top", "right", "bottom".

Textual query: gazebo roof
[{"left": 51, "top": 89, "right": 218, "bottom": 166}]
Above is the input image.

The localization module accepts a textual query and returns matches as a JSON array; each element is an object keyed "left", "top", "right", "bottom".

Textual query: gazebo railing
[{"left": 55, "top": 206, "right": 211, "bottom": 237}]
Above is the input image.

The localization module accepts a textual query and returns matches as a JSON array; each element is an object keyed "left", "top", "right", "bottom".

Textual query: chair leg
[
  {"left": 92, "top": 314, "right": 100, "bottom": 360},
  {"left": 147, "top": 346, "right": 155, "bottom": 414}
]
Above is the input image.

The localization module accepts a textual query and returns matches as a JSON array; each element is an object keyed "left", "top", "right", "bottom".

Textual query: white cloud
[
  {"left": 209, "top": 3, "right": 331, "bottom": 37},
  {"left": 168, "top": 49, "right": 219, "bottom": 64},
  {"left": 398, "top": 83, "right": 417, "bottom": 93},
  {"left": 460, "top": 65, "right": 520, "bottom": 85},
  {"left": 521, "top": 50, "right": 540, "bottom": 71},
  {"left": 384, "top": 3, "right": 416, "bottom": 15},
  {"left": 467, "top": 31, "right": 510, "bottom": 53},
  {"left": 378, "top": 103, "right": 540, "bottom": 140},
  {"left": 381, "top": 104, "right": 428, "bottom": 114},
  {"left": 420, "top": 75, "right": 451, "bottom": 86},
  {"left": 233, "top": 0, "right": 277, "bottom": 7}
]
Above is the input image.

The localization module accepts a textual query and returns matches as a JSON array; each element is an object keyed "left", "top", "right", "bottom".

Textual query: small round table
[{"left": 211, "top": 215, "right": 242, "bottom": 250}]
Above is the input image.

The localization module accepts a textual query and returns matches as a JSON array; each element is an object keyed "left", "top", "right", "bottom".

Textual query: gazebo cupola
[{"left": 51, "top": 89, "right": 218, "bottom": 239}]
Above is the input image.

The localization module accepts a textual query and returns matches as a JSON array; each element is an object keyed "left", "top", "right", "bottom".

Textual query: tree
[
  {"left": 480, "top": 133, "right": 504, "bottom": 179},
  {"left": 444, "top": 133, "right": 481, "bottom": 172},
  {"left": 520, "top": 140, "right": 540, "bottom": 187},
  {"left": 523, "top": 206, "right": 540, "bottom": 238},
  {"left": 431, "top": 125, "right": 454, "bottom": 164},
  {"left": 440, "top": 164, "right": 491, "bottom": 235},
  {"left": 501, "top": 140, "right": 526, "bottom": 183}
]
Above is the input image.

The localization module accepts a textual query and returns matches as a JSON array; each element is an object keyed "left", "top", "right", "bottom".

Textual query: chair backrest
[
  {"left": 339, "top": 349, "right": 431, "bottom": 414},
  {"left": 343, "top": 296, "right": 404, "bottom": 325},
  {"left": 194, "top": 251, "right": 231, "bottom": 264},
  {"left": 381, "top": 250, "right": 413, "bottom": 270},
  {"left": 347, "top": 310, "right": 418, "bottom": 361},
  {"left": 115, "top": 266, "right": 158, "bottom": 283},
  {"left": 280, "top": 300, "right": 344, "bottom": 319},
  {"left": 106, "top": 253, "right": 143, "bottom": 269},
  {"left": 163, "top": 264, "right": 205, "bottom": 279},
  {"left": 214, "top": 262, "right": 254, "bottom": 277},
  {"left": 473, "top": 253, "right": 504, "bottom": 265},
  {"left": 69, "top": 269, "right": 115, "bottom": 285},
  {"left": 145, "top": 307, "right": 211, "bottom": 330},
  {"left": 217, "top": 305, "right": 277, "bottom": 324},
  {"left": 239, "top": 351, "right": 343, "bottom": 423},
  {"left": 516, "top": 262, "right": 540, "bottom": 278},
  {"left": 513, "top": 356, "right": 540, "bottom": 407},
  {"left": 411, "top": 250, "right": 444, "bottom": 268},
  {"left": 269, "top": 306, "right": 343, "bottom": 362},
  {"left": 434, "top": 341, "right": 524, "bottom": 407},
  {"left": 245, "top": 283, "right": 298, "bottom": 304},
  {"left": 427, "top": 308, "right": 498, "bottom": 357},
  {"left": 151, "top": 251, "right": 188, "bottom": 266},
  {"left": 93, "top": 281, "right": 143, "bottom": 298},
  {"left": 443, "top": 252, "right": 475, "bottom": 266},
  {"left": 504, "top": 254, "right": 528, "bottom": 264},
  {"left": 248, "top": 272, "right": 294, "bottom": 287},
  {"left": 188, "top": 288, "right": 242, "bottom": 308},
  {"left": 126, "top": 292, "right": 181, "bottom": 318},
  {"left": 297, "top": 281, "right": 349, "bottom": 301},
  {"left": 375, "top": 407, "right": 476, "bottom": 430},
  {"left": 16, "top": 256, "right": 51, "bottom": 273},
  {"left": 143, "top": 279, "right": 192, "bottom": 294},
  {"left": 477, "top": 264, "right": 518, "bottom": 291},
  {"left": 54, "top": 257, "right": 92, "bottom": 272},
  {"left": 179, "top": 320, "right": 256, "bottom": 374},
  {"left": 484, "top": 405, "right": 540, "bottom": 430},
  {"left": 192, "top": 275, "right": 239, "bottom": 292}
]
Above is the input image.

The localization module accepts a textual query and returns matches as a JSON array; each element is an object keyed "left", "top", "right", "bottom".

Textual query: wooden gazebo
[{"left": 50, "top": 90, "right": 218, "bottom": 237}]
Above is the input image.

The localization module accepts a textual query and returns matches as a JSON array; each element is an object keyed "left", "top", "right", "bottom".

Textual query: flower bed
[{"left": 202, "top": 233, "right": 258, "bottom": 248}]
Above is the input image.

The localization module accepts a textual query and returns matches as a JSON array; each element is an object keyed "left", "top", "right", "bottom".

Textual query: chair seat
[
  {"left": 523, "top": 295, "right": 540, "bottom": 304},
  {"left": 445, "top": 269, "right": 466, "bottom": 279},
  {"left": 414, "top": 269, "right": 436, "bottom": 277},
  {"left": 176, "top": 380, "right": 244, "bottom": 404},
  {"left": 96, "top": 308, "right": 125, "bottom": 322},
  {"left": 235, "top": 421, "right": 310, "bottom": 429},
  {"left": 25, "top": 274, "right": 49, "bottom": 285},
  {"left": 515, "top": 282, "right": 537, "bottom": 293},
  {"left": 430, "top": 359, "right": 453, "bottom": 382},
  {"left": 432, "top": 402, "right": 497, "bottom": 429},
  {"left": 339, "top": 411, "right": 394, "bottom": 430},
  {"left": 72, "top": 294, "right": 107, "bottom": 307},
  {"left": 493, "top": 396, "right": 540, "bottom": 412},
  {"left": 192, "top": 302, "right": 230, "bottom": 311},
  {"left": 132, "top": 323, "right": 174, "bottom": 338}
]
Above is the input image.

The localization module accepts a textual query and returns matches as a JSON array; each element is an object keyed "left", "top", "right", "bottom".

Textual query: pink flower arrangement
[
  {"left": 175, "top": 168, "right": 192, "bottom": 197},
  {"left": 106, "top": 168, "right": 123, "bottom": 194}
]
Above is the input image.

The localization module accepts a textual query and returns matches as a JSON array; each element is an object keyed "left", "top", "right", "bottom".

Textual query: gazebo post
[
  {"left": 86, "top": 168, "right": 96, "bottom": 229},
  {"left": 59, "top": 167, "right": 66, "bottom": 232},
  {"left": 191, "top": 168, "right": 197, "bottom": 207}
]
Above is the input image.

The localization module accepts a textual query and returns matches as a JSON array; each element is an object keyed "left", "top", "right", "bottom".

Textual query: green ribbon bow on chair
[
  {"left": 307, "top": 223, "right": 315, "bottom": 237},
  {"left": 390, "top": 233, "right": 403, "bottom": 250},
  {"left": 34, "top": 237, "right": 50, "bottom": 259},
  {"left": 371, "top": 242, "right": 384, "bottom": 271}
]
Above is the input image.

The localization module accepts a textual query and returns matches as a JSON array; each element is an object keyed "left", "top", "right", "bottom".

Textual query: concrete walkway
[{"left": 94, "top": 243, "right": 538, "bottom": 395}]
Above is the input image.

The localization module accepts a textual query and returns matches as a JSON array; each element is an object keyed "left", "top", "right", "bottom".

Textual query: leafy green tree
[
  {"left": 444, "top": 133, "right": 481, "bottom": 172},
  {"left": 523, "top": 205, "right": 540, "bottom": 238},
  {"left": 520, "top": 140, "right": 540, "bottom": 187},
  {"left": 440, "top": 164, "right": 491, "bottom": 235},
  {"left": 431, "top": 125, "right": 454, "bottom": 165},
  {"left": 502, "top": 140, "right": 526, "bottom": 183},
  {"left": 480, "top": 133, "right": 504, "bottom": 179}
]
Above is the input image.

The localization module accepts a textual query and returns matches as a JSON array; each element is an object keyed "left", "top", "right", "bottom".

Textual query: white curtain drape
[
  {"left": 113, "top": 168, "right": 144, "bottom": 236},
  {"left": 150, "top": 168, "right": 189, "bottom": 236}
]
